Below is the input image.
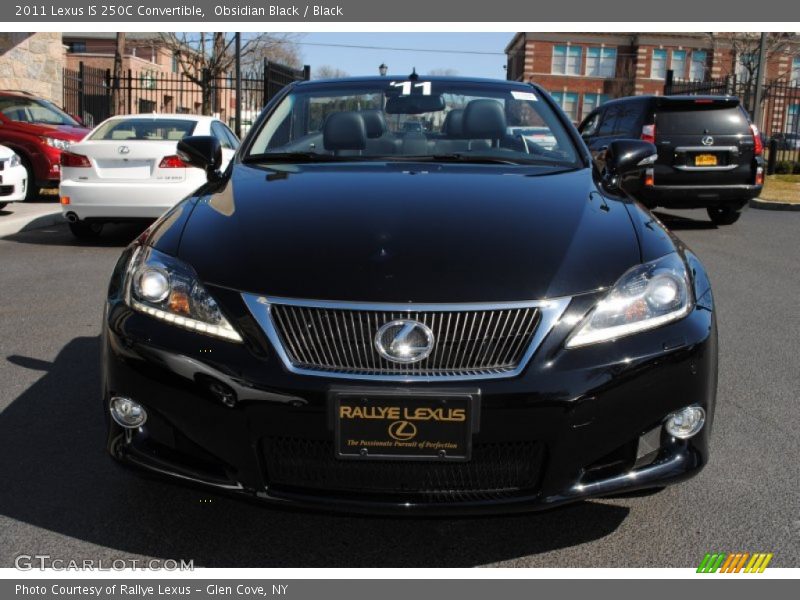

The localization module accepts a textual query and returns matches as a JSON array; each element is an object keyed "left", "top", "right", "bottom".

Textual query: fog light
[
  {"left": 109, "top": 396, "right": 147, "bottom": 428},
  {"left": 665, "top": 406, "right": 705, "bottom": 439}
]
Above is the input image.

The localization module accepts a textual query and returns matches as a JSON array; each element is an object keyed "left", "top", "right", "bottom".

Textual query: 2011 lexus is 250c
[{"left": 103, "top": 75, "right": 717, "bottom": 515}]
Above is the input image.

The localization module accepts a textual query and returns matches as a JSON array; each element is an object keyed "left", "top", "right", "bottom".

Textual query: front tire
[
  {"left": 20, "top": 156, "right": 39, "bottom": 202},
  {"left": 68, "top": 221, "right": 104, "bottom": 239},
  {"left": 707, "top": 206, "right": 741, "bottom": 225}
]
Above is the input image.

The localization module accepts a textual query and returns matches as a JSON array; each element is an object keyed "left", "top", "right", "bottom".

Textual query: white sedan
[
  {"left": 59, "top": 114, "right": 238, "bottom": 238},
  {"left": 0, "top": 144, "right": 29, "bottom": 210}
]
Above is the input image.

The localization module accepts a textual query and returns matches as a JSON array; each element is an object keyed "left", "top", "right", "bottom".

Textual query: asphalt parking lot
[{"left": 0, "top": 206, "right": 798, "bottom": 568}]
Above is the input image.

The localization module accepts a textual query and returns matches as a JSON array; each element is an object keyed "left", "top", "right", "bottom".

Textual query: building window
[
  {"left": 736, "top": 53, "right": 756, "bottom": 82},
  {"left": 171, "top": 53, "right": 180, "bottom": 74},
  {"left": 671, "top": 50, "right": 687, "bottom": 79},
  {"left": 651, "top": 49, "right": 667, "bottom": 79},
  {"left": 552, "top": 91, "right": 579, "bottom": 121},
  {"left": 585, "top": 47, "right": 617, "bottom": 78},
  {"left": 690, "top": 50, "right": 707, "bottom": 81},
  {"left": 552, "top": 45, "right": 582, "bottom": 76},
  {"left": 66, "top": 41, "right": 86, "bottom": 53},
  {"left": 787, "top": 103, "right": 799, "bottom": 133},
  {"left": 582, "top": 93, "right": 609, "bottom": 119},
  {"left": 791, "top": 57, "right": 800, "bottom": 83}
]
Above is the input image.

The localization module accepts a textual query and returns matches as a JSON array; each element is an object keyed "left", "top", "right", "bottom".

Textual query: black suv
[{"left": 579, "top": 95, "right": 764, "bottom": 225}]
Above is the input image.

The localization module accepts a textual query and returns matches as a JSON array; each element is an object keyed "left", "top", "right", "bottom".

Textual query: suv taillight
[
  {"left": 750, "top": 124, "right": 763, "bottom": 156},
  {"left": 641, "top": 124, "right": 656, "bottom": 144},
  {"left": 60, "top": 152, "right": 91, "bottom": 168},
  {"left": 159, "top": 155, "right": 187, "bottom": 168}
]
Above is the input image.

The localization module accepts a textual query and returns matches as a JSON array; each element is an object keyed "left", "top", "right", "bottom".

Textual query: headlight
[
  {"left": 125, "top": 246, "right": 243, "bottom": 342},
  {"left": 42, "top": 137, "right": 71, "bottom": 150},
  {"left": 566, "top": 253, "right": 692, "bottom": 348},
  {"left": 9, "top": 153, "right": 21, "bottom": 168}
]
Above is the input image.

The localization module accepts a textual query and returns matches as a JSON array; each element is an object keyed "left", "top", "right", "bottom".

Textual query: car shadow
[
  {"left": 0, "top": 336, "right": 631, "bottom": 567},
  {"left": 1, "top": 222, "right": 150, "bottom": 248},
  {"left": 652, "top": 211, "right": 718, "bottom": 231}
]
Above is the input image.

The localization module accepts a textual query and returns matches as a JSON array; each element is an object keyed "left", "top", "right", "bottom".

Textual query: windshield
[
  {"left": 90, "top": 118, "right": 198, "bottom": 141},
  {"left": 0, "top": 96, "right": 79, "bottom": 126},
  {"left": 246, "top": 80, "right": 581, "bottom": 167}
]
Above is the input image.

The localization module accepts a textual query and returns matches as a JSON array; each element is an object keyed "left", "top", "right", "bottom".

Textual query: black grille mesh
[{"left": 263, "top": 437, "right": 543, "bottom": 503}]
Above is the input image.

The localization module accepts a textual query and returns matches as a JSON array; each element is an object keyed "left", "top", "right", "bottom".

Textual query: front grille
[
  {"left": 263, "top": 437, "right": 543, "bottom": 503},
  {"left": 269, "top": 303, "right": 541, "bottom": 377}
]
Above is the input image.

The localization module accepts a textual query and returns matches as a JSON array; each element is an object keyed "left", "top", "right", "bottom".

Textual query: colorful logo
[{"left": 697, "top": 552, "right": 773, "bottom": 573}]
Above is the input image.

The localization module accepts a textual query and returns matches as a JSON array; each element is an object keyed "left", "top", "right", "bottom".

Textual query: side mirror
[
  {"left": 177, "top": 136, "right": 223, "bottom": 181},
  {"left": 601, "top": 139, "right": 657, "bottom": 192}
]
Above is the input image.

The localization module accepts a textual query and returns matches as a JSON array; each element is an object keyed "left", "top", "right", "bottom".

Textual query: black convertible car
[{"left": 103, "top": 76, "right": 717, "bottom": 514}]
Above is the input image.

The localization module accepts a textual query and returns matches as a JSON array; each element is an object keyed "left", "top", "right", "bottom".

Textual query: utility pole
[{"left": 753, "top": 32, "right": 768, "bottom": 130}]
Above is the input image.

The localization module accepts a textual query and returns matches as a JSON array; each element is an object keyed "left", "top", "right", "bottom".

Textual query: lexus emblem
[
  {"left": 375, "top": 319, "right": 434, "bottom": 363},
  {"left": 701, "top": 135, "right": 714, "bottom": 146},
  {"left": 388, "top": 420, "right": 418, "bottom": 441},
  {"left": 117, "top": 145, "right": 130, "bottom": 154}
]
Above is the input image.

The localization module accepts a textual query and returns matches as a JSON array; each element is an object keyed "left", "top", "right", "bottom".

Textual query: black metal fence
[
  {"left": 664, "top": 70, "right": 800, "bottom": 168},
  {"left": 63, "top": 59, "right": 310, "bottom": 137}
]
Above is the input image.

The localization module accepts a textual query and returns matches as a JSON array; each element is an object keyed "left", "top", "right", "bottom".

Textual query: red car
[{"left": 0, "top": 91, "right": 90, "bottom": 200}]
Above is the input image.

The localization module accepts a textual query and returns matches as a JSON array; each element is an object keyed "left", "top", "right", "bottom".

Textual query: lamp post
[{"left": 379, "top": 63, "right": 388, "bottom": 76}]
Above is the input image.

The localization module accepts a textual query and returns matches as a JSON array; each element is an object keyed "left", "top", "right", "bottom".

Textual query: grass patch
[{"left": 759, "top": 175, "right": 800, "bottom": 204}]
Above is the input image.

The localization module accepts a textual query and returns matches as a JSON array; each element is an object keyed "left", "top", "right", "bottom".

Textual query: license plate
[
  {"left": 694, "top": 154, "right": 718, "bottom": 166},
  {"left": 334, "top": 391, "right": 476, "bottom": 461}
]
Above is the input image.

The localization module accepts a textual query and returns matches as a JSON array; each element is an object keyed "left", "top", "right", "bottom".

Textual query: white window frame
[
  {"left": 670, "top": 50, "right": 687, "bottom": 79},
  {"left": 552, "top": 45, "right": 582, "bottom": 76},
  {"left": 553, "top": 91, "right": 579, "bottom": 121},
  {"left": 791, "top": 57, "right": 800, "bottom": 83},
  {"left": 585, "top": 47, "right": 617, "bottom": 78},
  {"left": 689, "top": 50, "right": 707, "bottom": 81},
  {"left": 581, "top": 93, "right": 608, "bottom": 119},
  {"left": 651, "top": 49, "right": 667, "bottom": 79}
]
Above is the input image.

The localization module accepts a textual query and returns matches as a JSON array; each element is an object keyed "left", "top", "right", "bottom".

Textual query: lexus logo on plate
[
  {"left": 117, "top": 145, "right": 130, "bottom": 154},
  {"left": 701, "top": 135, "right": 714, "bottom": 146},
  {"left": 388, "top": 420, "right": 418, "bottom": 441},
  {"left": 375, "top": 319, "right": 434, "bottom": 363}
]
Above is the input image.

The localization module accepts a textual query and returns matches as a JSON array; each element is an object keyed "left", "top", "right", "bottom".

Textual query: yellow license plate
[{"left": 695, "top": 154, "right": 718, "bottom": 166}]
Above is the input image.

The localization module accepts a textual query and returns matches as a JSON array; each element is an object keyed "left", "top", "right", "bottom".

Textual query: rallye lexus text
[{"left": 102, "top": 76, "right": 717, "bottom": 514}]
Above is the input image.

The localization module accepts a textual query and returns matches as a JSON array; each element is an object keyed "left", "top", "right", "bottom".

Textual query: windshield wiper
[
  {"left": 381, "top": 154, "right": 566, "bottom": 166},
  {"left": 242, "top": 152, "right": 345, "bottom": 163}
]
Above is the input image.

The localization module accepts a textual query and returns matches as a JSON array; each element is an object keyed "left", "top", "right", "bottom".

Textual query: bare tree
[
  {"left": 159, "top": 32, "right": 303, "bottom": 114},
  {"left": 314, "top": 65, "right": 349, "bottom": 79},
  {"left": 111, "top": 32, "right": 126, "bottom": 116},
  {"left": 708, "top": 32, "right": 799, "bottom": 83}
]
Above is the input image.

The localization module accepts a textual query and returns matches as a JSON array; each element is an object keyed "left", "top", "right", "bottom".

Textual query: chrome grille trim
[{"left": 241, "top": 295, "right": 571, "bottom": 382}]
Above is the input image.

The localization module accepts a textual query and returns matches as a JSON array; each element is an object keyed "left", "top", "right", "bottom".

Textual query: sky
[{"left": 290, "top": 33, "right": 514, "bottom": 79}]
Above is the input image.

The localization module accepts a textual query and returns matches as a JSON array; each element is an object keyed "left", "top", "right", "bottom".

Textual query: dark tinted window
[
  {"left": 657, "top": 106, "right": 749, "bottom": 135},
  {"left": 615, "top": 104, "right": 643, "bottom": 135},
  {"left": 597, "top": 105, "right": 619, "bottom": 136}
]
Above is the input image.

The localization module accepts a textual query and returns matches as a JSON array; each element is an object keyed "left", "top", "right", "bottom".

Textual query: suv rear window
[{"left": 657, "top": 106, "right": 748, "bottom": 135}]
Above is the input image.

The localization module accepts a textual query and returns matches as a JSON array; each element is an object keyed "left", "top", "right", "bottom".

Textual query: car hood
[
  {"left": 171, "top": 163, "right": 641, "bottom": 303},
  {"left": 11, "top": 122, "right": 89, "bottom": 141}
]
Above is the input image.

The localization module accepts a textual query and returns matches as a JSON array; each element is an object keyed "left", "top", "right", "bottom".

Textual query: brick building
[{"left": 505, "top": 32, "right": 800, "bottom": 134}]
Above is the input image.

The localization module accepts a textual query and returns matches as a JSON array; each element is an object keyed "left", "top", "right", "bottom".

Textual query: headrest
[
  {"left": 442, "top": 109, "right": 465, "bottom": 137},
  {"left": 463, "top": 99, "right": 507, "bottom": 139},
  {"left": 360, "top": 109, "right": 388, "bottom": 139},
  {"left": 323, "top": 111, "right": 367, "bottom": 151}
]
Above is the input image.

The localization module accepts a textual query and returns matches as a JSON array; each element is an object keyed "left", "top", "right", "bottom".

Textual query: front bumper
[
  {"left": 0, "top": 164, "right": 28, "bottom": 202},
  {"left": 102, "top": 271, "right": 718, "bottom": 515}
]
